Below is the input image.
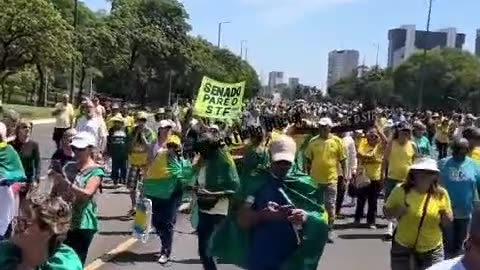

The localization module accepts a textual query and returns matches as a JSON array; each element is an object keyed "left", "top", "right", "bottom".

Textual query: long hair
[{"left": 401, "top": 170, "right": 445, "bottom": 199}]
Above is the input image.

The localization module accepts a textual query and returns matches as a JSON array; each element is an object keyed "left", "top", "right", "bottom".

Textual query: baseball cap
[
  {"left": 409, "top": 158, "right": 439, "bottom": 173},
  {"left": 136, "top": 111, "right": 148, "bottom": 120},
  {"left": 71, "top": 131, "right": 97, "bottom": 149},
  {"left": 209, "top": 124, "right": 220, "bottom": 131},
  {"left": 269, "top": 135, "right": 296, "bottom": 163},
  {"left": 159, "top": 120, "right": 173, "bottom": 129},
  {"left": 318, "top": 117, "right": 333, "bottom": 127}
]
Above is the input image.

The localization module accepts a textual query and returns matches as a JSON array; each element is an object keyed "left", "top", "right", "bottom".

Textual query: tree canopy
[
  {"left": 0, "top": 0, "right": 261, "bottom": 106},
  {"left": 328, "top": 48, "right": 480, "bottom": 112}
]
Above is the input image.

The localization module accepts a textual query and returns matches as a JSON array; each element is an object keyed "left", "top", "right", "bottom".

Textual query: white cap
[
  {"left": 0, "top": 122, "right": 6, "bottom": 141},
  {"left": 71, "top": 131, "right": 97, "bottom": 149},
  {"left": 209, "top": 124, "right": 220, "bottom": 131},
  {"left": 409, "top": 158, "right": 439, "bottom": 173},
  {"left": 159, "top": 120, "right": 173, "bottom": 129},
  {"left": 318, "top": 117, "right": 333, "bottom": 127},
  {"left": 269, "top": 135, "right": 296, "bottom": 163}
]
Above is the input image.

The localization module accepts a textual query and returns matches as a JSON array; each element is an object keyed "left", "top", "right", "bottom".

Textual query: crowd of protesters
[{"left": 1, "top": 94, "right": 480, "bottom": 270}]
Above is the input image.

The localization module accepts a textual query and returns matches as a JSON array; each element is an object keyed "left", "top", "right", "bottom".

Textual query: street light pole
[
  {"left": 217, "top": 21, "right": 231, "bottom": 48},
  {"left": 240, "top": 40, "right": 247, "bottom": 59},
  {"left": 69, "top": 0, "right": 79, "bottom": 104},
  {"left": 418, "top": 0, "right": 434, "bottom": 110},
  {"left": 373, "top": 43, "right": 380, "bottom": 67}
]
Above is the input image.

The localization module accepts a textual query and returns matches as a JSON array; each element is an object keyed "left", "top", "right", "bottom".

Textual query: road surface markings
[{"left": 85, "top": 237, "right": 138, "bottom": 270}]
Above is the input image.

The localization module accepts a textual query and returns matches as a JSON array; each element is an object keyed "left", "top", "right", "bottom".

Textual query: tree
[
  {"left": 0, "top": 0, "right": 73, "bottom": 97},
  {"left": 393, "top": 48, "right": 480, "bottom": 111}
]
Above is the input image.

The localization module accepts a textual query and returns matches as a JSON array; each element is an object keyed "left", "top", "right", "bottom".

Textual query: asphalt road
[{"left": 32, "top": 122, "right": 391, "bottom": 270}]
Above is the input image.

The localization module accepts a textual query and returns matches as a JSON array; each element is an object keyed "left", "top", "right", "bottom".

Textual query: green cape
[
  {"left": 240, "top": 143, "right": 270, "bottom": 178},
  {"left": 200, "top": 148, "right": 240, "bottom": 192},
  {"left": 209, "top": 169, "right": 329, "bottom": 270},
  {"left": 0, "top": 143, "right": 26, "bottom": 183}
]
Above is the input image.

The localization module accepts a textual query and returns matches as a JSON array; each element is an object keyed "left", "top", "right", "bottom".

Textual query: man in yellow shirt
[
  {"left": 51, "top": 94, "right": 75, "bottom": 149},
  {"left": 305, "top": 117, "right": 346, "bottom": 243}
]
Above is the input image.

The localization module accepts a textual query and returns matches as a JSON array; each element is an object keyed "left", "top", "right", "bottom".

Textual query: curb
[{"left": 31, "top": 118, "right": 56, "bottom": 125}]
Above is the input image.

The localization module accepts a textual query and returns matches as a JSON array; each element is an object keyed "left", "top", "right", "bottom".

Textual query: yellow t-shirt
[
  {"left": 387, "top": 140, "right": 415, "bottom": 182},
  {"left": 54, "top": 103, "right": 75, "bottom": 128},
  {"left": 385, "top": 186, "right": 452, "bottom": 253},
  {"left": 357, "top": 139, "right": 384, "bottom": 181},
  {"left": 435, "top": 124, "right": 449, "bottom": 143},
  {"left": 305, "top": 135, "right": 347, "bottom": 184}
]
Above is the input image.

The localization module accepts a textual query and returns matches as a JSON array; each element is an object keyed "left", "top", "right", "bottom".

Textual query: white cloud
[{"left": 239, "top": 0, "right": 357, "bottom": 27}]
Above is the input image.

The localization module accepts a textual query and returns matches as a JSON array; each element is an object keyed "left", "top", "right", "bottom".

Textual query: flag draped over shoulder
[
  {"left": 240, "top": 143, "right": 270, "bottom": 177},
  {"left": 209, "top": 169, "right": 329, "bottom": 270},
  {"left": 292, "top": 134, "right": 315, "bottom": 173},
  {"left": 189, "top": 148, "right": 240, "bottom": 229},
  {"left": 143, "top": 151, "right": 195, "bottom": 200},
  {"left": 202, "top": 149, "right": 241, "bottom": 192},
  {"left": 0, "top": 143, "right": 26, "bottom": 183}
]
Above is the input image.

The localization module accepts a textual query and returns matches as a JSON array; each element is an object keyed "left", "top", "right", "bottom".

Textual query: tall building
[
  {"left": 476, "top": 29, "right": 480, "bottom": 57},
  {"left": 327, "top": 50, "right": 359, "bottom": 87},
  {"left": 288, "top": 77, "right": 300, "bottom": 88},
  {"left": 268, "top": 71, "right": 284, "bottom": 91},
  {"left": 388, "top": 25, "right": 466, "bottom": 68}
]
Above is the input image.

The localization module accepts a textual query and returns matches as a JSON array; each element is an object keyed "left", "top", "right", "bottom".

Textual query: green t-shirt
[
  {"left": 72, "top": 167, "right": 105, "bottom": 231},
  {"left": 0, "top": 241, "right": 82, "bottom": 270}
]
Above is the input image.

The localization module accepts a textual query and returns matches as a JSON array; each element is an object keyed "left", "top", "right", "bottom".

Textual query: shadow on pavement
[
  {"left": 98, "top": 231, "right": 132, "bottom": 236},
  {"left": 110, "top": 191, "right": 131, "bottom": 195},
  {"left": 334, "top": 223, "right": 387, "bottom": 230},
  {"left": 171, "top": 258, "right": 202, "bottom": 264},
  {"left": 98, "top": 215, "right": 133, "bottom": 221},
  {"left": 338, "top": 233, "right": 386, "bottom": 240},
  {"left": 110, "top": 251, "right": 159, "bottom": 263}
]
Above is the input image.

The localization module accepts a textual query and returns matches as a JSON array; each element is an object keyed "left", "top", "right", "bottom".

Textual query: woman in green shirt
[
  {"left": 413, "top": 121, "right": 432, "bottom": 158},
  {"left": 50, "top": 131, "right": 104, "bottom": 265},
  {"left": 0, "top": 189, "right": 82, "bottom": 270}
]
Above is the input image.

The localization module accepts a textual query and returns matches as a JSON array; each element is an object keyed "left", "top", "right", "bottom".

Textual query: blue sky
[{"left": 84, "top": 0, "right": 480, "bottom": 88}]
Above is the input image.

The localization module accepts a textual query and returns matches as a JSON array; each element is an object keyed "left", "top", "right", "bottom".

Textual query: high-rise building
[
  {"left": 475, "top": 29, "right": 480, "bottom": 57},
  {"left": 268, "top": 71, "right": 284, "bottom": 91},
  {"left": 288, "top": 77, "right": 300, "bottom": 88},
  {"left": 327, "top": 50, "right": 359, "bottom": 87},
  {"left": 388, "top": 25, "right": 466, "bottom": 68}
]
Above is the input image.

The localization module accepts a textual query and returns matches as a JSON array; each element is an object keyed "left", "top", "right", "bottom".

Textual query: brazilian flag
[{"left": 209, "top": 169, "right": 329, "bottom": 270}]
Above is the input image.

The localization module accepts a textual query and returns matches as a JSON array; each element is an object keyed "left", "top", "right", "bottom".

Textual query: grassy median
[{"left": 3, "top": 104, "right": 53, "bottom": 120}]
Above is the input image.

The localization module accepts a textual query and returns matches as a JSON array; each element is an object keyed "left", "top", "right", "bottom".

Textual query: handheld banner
[{"left": 194, "top": 76, "right": 245, "bottom": 119}]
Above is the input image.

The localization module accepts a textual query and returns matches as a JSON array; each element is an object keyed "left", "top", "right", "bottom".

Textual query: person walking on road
[
  {"left": 107, "top": 115, "right": 128, "bottom": 186},
  {"left": 50, "top": 131, "right": 105, "bottom": 265},
  {"left": 354, "top": 127, "right": 386, "bottom": 228},
  {"left": 11, "top": 119, "right": 40, "bottom": 185},
  {"left": 51, "top": 94, "right": 75, "bottom": 149},
  {"left": 305, "top": 117, "right": 346, "bottom": 243},
  {"left": 143, "top": 135, "right": 194, "bottom": 264},
  {"left": 385, "top": 158, "right": 452, "bottom": 270},
  {"left": 126, "top": 111, "right": 156, "bottom": 216},
  {"left": 193, "top": 132, "right": 240, "bottom": 270},
  {"left": 382, "top": 122, "right": 417, "bottom": 239},
  {"left": 75, "top": 99, "right": 108, "bottom": 153},
  {"left": 439, "top": 138, "right": 480, "bottom": 258}
]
